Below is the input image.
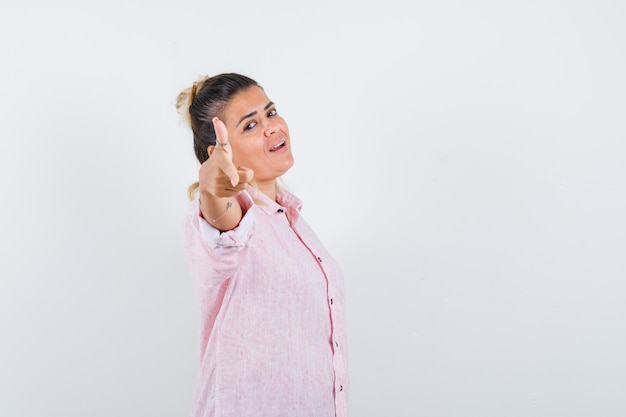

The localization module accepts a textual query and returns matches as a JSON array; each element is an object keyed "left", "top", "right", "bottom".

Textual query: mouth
[{"left": 269, "top": 140, "right": 286, "bottom": 152}]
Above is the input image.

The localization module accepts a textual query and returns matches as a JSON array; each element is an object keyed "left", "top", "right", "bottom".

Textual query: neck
[{"left": 255, "top": 179, "right": 277, "bottom": 202}]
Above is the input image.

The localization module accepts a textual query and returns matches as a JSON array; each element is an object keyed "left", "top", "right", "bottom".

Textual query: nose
[{"left": 264, "top": 119, "right": 278, "bottom": 136}]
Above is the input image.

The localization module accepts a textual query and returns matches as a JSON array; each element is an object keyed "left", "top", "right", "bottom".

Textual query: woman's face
[{"left": 222, "top": 86, "right": 294, "bottom": 183}]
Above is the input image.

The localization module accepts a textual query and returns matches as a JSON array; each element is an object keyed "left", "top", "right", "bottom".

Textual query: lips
[{"left": 269, "top": 140, "right": 286, "bottom": 152}]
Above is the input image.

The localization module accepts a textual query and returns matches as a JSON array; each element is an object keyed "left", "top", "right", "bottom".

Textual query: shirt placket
[{"left": 284, "top": 206, "right": 347, "bottom": 417}]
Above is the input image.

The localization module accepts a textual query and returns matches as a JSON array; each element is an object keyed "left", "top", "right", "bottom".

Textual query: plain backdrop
[{"left": 1, "top": 1, "right": 625, "bottom": 416}]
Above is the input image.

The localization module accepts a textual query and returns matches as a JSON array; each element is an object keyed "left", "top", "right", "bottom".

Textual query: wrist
[{"left": 200, "top": 198, "right": 232, "bottom": 223}]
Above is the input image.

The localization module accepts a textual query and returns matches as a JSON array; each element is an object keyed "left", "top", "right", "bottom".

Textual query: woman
[{"left": 175, "top": 73, "right": 349, "bottom": 417}]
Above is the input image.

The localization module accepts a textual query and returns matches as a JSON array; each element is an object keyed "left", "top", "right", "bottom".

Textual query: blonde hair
[{"left": 176, "top": 75, "right": 210, "bottom": 130}]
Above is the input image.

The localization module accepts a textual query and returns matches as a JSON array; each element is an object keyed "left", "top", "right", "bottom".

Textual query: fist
[{"left": 198, "top": 117, "right": 254, "bottom": 198}]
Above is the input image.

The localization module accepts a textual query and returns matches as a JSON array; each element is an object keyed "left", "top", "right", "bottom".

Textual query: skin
[{"left": 198, "top": 86, "right": 295, "bottom": 231}]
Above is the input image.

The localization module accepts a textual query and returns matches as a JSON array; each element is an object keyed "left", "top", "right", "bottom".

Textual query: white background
[{"left": 2, "top": 1, "right": 625, "bottom": 416}]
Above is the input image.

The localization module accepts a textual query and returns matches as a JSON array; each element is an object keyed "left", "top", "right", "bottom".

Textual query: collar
[{"left": 242, "top": 184, "right": 303, "bottom": 216}]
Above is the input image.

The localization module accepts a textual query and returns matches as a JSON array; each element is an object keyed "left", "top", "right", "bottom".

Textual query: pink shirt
[{"left": 183, "top": 186, "right": 349, "bottom": 417}]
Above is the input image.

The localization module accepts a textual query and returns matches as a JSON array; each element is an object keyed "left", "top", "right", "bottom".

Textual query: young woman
[{"left": 176, "top": 73, "right": 349, "bottom": 417}]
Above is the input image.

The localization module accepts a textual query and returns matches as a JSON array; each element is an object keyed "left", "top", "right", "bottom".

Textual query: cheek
[
  {"left": 280, "top": 119, "right": 290, "bottom": 135},
  {"left": 231, "top": 142, "right": 262, "bottom": 167}
]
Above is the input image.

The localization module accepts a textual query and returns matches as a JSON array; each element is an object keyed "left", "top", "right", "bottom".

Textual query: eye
[
  {"left": 268, "top": 109, "right": 277, "bottom": 117},
  {"left": 244, "top": 121, "right": 257, "bottom": 131}
]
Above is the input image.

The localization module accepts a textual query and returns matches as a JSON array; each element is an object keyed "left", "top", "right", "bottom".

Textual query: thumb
[{"left": 237, "top": 166, "right": 255, "bottom": 184}]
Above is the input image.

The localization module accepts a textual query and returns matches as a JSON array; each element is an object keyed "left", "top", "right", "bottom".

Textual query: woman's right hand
[{"left": 198, "top": 117, "right": 254, "bottom": 198}]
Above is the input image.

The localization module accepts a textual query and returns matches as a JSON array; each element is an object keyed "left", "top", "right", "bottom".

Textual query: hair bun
[{"left": 175, "top": 75, "right": 210, "bottom": 127}]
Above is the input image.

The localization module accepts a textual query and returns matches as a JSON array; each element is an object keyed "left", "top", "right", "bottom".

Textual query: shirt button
[
  {"left": 317, "top": 256, "right": 322, "bottom": 262},
  {"left": 335, "top": 341, "right": 339, "bottom": 347},
  {"left": 330, "top": 298, "right": 334, "bottom": 305},
  {"left": 339, "top": 385, "right": 343, "bottom": 392},
  {"left": 277, "top": 208, "right": 284, "bottom": 213}
]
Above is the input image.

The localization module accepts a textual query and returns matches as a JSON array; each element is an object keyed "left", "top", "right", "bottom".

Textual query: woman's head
[
  {"left": 176, "top": 73, "right": 260, "bottom": 164},
  {"left": 176, "top": 73, "right": 294, "bottom": 198}
]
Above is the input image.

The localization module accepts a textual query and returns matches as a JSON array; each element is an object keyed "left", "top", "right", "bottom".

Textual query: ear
[{"left": 207, "top": 145, "right": 216, "bottom": 157}]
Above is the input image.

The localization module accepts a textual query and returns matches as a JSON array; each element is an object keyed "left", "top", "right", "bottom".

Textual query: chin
[{"left": 283, "top": 158, "right": 295, "bottom": 172}]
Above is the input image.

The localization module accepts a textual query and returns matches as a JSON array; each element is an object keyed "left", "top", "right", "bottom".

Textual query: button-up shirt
[{"left": 183, "top": 185, "right": 348, "bottom": 417}]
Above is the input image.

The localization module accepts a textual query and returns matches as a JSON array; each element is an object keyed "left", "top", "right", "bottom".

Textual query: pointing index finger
[
  {"left": 211, "top": 117, "right": 237, "bottom": 186},
  {"left": 212, "top": 117, "right": 231, "bottom": 148}
]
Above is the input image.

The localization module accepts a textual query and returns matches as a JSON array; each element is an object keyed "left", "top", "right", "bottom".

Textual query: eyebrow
[{"left": 236, "top": 101, "right": 275, "bottom": 127}]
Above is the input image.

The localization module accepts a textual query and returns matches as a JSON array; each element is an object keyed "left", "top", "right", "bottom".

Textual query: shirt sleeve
[
  {"left": 198, "top": 201, "right": 254, "bottom": 248},
  {"left": 183, "top": 196, "right": 255, "bottom": 288}
]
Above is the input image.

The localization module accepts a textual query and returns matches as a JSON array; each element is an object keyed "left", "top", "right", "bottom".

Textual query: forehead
[{"left": 223, "top": 86, "right": 270, "bottom": 123}]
